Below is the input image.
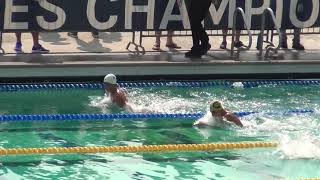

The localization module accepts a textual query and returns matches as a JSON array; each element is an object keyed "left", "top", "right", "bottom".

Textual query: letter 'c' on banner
[{"left": 87, "top": 0, "right": 118, "bottom": 30}]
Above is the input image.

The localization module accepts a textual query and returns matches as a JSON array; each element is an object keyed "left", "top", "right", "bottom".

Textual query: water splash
[
  {"left": 89, "top": 96, "right": 112, "bottom": 113},
  {"left": 89, "top": 96, "right": 150, "bottom": 113},
  {"left": 275, "top": 134, "right": 320, "bottom": 159},
  {"left": 232, "top": 82, "right": 244, "bottom": 89}
]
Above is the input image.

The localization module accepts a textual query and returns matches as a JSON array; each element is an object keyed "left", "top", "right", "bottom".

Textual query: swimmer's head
[
  {"left": 104, "top": 74, "right": 117, "bottom": 85},
  {"left": 210, "top": 100, "right": 224, "bottom": 113}
]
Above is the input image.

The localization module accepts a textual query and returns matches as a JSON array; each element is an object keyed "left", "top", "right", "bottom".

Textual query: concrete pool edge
[{"left": 1, "top": 52, "right": 320, "bottom": 81}]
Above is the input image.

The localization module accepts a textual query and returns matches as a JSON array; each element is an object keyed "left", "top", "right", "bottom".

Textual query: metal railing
[
  {"left": 126, "top": 31, "right": 145, "bottom": 55},
  {"left": 0, "top": 31, "right": 5, "bottom": 54},
  {"left": 257, "top": 8, "right": 282, "bottom": 59},
  {"left": 231, "top": 7, "right": 252, "bottom": 59}
]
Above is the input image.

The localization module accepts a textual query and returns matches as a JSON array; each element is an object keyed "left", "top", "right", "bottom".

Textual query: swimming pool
[{"left": 0, "top": 80, "right": 319, "bottom": 179}]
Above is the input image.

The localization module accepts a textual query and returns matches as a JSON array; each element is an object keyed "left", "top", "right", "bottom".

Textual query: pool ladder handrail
[
  {"left": 231, "top": 7, "right": 253, "bottom": 60},
  {"left": 0, "top": 31, "right": 5, "bottom": 54},
  {"left": 257, "top": 8, "right": 282, "bottom": 59},
  {"left": 126, "top": 31, "right": 146, "bottom": 55}
]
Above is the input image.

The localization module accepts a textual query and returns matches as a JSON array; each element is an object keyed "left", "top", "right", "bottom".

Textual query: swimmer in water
[
  {"left": 193, "top": 100, "right": 244, "bottom": 128},
  {"left": 103, "top": 74, "right": 132, "bottom": 111}
]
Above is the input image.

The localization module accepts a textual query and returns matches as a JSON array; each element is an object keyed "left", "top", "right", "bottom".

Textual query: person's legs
[
  {"left": 67, "top": 32, "right": 78, "bottom": 38},
  {"left": 31, "top": 32, "right": 39, "bottom": 46},
  {"left": 186, "top": 18, "right": 203, "bottom": 57},
  {"left": 235, "top": 30, "right": 241, "bottom": 42},
  {"left": 152, "top": 31, "right": 161, "bottom": 50},
  {"left": 189, "top": 0, "right": 211, "bottom": 53},
  {"left": 14, "top": 32, "right": 22, "bottom": 52},
  {"left": 189, "top": 14, "right": 201, "bottom": 49},
  {"left": 166, "top": 31, "right": 173, "bottom": 45},
  {"left": 31, "top": 32, "right": 49, "bottom": 53},
  {"left": 91, "top": 31, "right": 99, "bottom": 38},
  {"left": 220, "top": 29, "right": 228, "bottom": 49},
  {"left": 166, "top": 31, "right": 181, "bottom": 49},
  {"left": 280, "top": 29, "right": 288, "bottom": 49},
  {"left": 292, "top": 29, "right": 304, "bottom": 50},
  {"left": 186, "top": 0, "right": 211, "bottom": 57},
  {"left": 198, "top": 0, "right": 212, "bottom": 52},
  {"left": 185, "top": 0, "right": 203, "bottom": 57},
  {"left": 15, "top": 32, "right": 22, "bottom": 43},
  {"left": 234, "top": 30, "right": 244, "bottom": 48}
]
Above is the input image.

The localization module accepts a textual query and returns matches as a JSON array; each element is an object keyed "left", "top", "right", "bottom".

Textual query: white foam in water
[
  {"left": 138, "top": 97, "right": 199, "bottom": 113},
  {"left": 232, "top": 82, "right": 244, "bottom": 89},
  {"left": 257, "top": 117, "right": 296, "bottom": 131},
  {"left": 242, "top": 116, "right": 299, "bottom": 132},
  {"left": 89, "top": 96, "right": 151, "bottom": 113},
  {"left": 275, "top": 134, "right": 320, "bottom": 159},
  {"left": 89, "top": 96, "right": 112, "bottom": 113},
  {"left": 125, "top": 103, "right": 151, "bottom": 113}
]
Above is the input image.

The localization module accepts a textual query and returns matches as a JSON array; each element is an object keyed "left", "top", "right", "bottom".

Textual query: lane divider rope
[
  {"left": 0, "top": 109, "right": 314, "bottom": 122},
  {"left": 0, "top": 141, "right": 278, "bottom": 155},
  {"left": 0, "top": 80, "right": 319, "bottom": 91}
]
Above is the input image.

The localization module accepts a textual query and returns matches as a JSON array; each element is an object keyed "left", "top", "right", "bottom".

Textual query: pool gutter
[{"left": 0, "top": 52, "right": 320, "bottom": 82}]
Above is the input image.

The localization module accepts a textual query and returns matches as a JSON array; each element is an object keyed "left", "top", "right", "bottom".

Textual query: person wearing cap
[
  {"left": 193, "top": 100, "right": 243, "bottom": 127},
  {"left": 103, "top": 74, "right": 129, "bottom": 109}
]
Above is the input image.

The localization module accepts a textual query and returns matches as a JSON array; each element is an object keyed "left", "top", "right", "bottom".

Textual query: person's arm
[
  {"left": 122, "top": 89, "right": 129, "bottom": 102},
  {"left": 193, "top": 119, "right": 206, "bottom": 126},
  {"left": 224, "top": 113, "right": 243, "bottom": 127}
]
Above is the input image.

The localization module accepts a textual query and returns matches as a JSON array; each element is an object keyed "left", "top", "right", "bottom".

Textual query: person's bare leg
[
  {"left": 155, "top": 31, "right": 161, "bottom": 45},
  {"left": 235, "top": 30, "right": 241, "bottom": 42},
  {"left": 166, "top": 31, "right": 174, "bottom": 45},
  {"left": 222, "top": 29, "right": 227, "bottom": 43},
  {"left": 15, "top": 32, "right": 22, "bottom": 43},
  {"left": 220, "top": 29, "right": 228, "bottom": 49},
  {"left": 14, "top": 32, "right": 23, "bottom": 51},
  {"left": 31, "top": 32, "right": 40, "bottom": 47},
  {"left": 31, "top": 32, "right": 49, "bottom": 52},
  {"left": 234, "top": 30, "right": 244, "bottom": 47},
  {"left": 152, "top": 31, "right": 161, "bottom": 50},
  {"left": 166, "top": 31, "right": 181, "bottom": 48}
]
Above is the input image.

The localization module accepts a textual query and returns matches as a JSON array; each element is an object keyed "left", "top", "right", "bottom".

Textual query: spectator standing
[
  {"left": 280, "top": 0, "right": 305, "bottom": 50},
  {"left": 185, "top": 0, "right": 212, "bottom": 58},
  {"left": 13, "top": 0, "right": 49, "bottom": 53},
  {"left": 280, "top": 29, "right": 304, "bottom": 50}
]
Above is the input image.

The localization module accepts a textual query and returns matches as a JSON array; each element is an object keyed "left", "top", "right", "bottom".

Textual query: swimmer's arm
[
  {"left": 122, "top": 87, "right": 128, "bottom": 94},
  {"left": 193, "top": 119, "right": 206, "bottom": 126},
  {"left": 121, "top": 88, "right": 129, "bottom": 101},
  {"left": 100, "top": 96, "right": 110, "bottom": 104},
  {"left": 225, "top": 113, "right": 244, "bottom": 128}
]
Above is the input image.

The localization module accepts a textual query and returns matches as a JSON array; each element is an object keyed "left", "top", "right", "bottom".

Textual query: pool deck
[{"left": 1, "top": 32, "right": 320, "bottom": 80}]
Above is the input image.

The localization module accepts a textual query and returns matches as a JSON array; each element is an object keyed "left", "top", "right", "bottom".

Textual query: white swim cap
[{"left": 103, "top": 74, "right": 117, "bottom": 84}]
